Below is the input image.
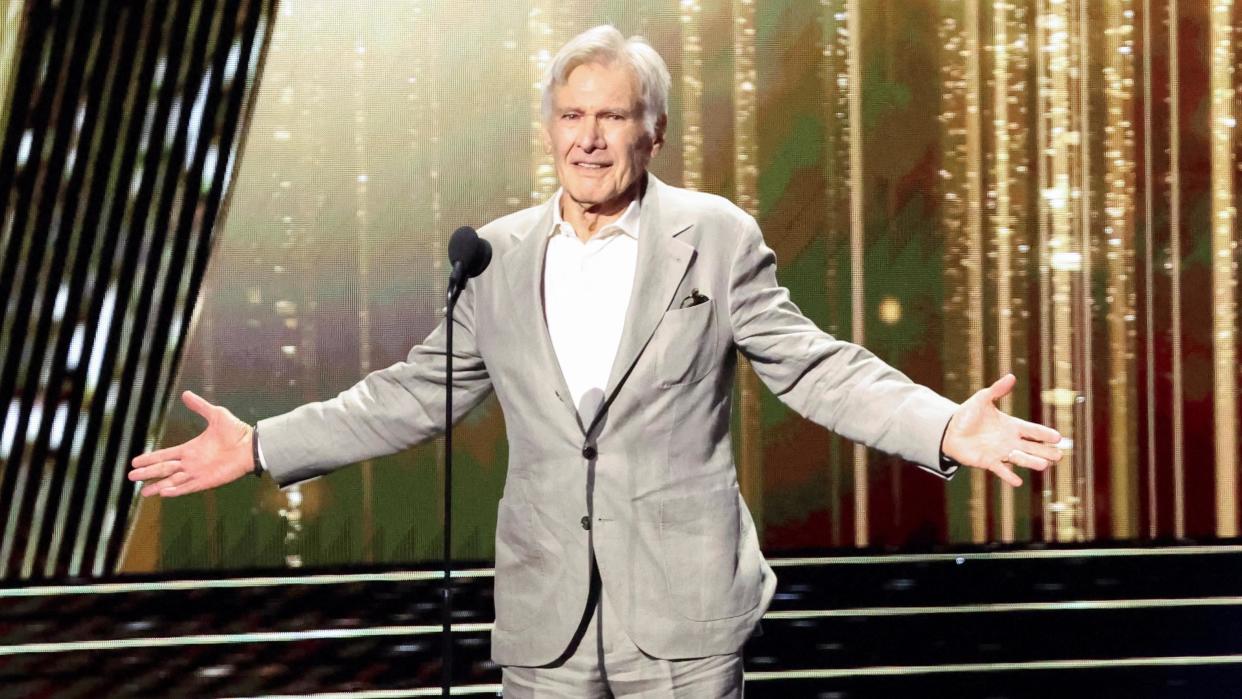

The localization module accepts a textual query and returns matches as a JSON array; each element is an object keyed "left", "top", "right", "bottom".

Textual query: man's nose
[{"left": 575, "top": 117, "right": 604, "bottom": 151}]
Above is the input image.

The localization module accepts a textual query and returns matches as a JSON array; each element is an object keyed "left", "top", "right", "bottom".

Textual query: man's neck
[{"left": 559, "top": 179, "right": 643, "bottom": 242}]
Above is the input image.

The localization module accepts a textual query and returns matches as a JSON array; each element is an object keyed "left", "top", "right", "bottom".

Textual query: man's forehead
[{"left": 552, "top": 61, "right": 642, "bottom": 107}]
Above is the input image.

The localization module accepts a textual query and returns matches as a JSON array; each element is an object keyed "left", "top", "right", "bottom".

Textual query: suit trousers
[{"left": 501, "top": 566, "right": 744, "bottom": 697}]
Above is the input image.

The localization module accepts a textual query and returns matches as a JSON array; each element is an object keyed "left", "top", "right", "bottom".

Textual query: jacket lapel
[
  {"left": 590, "top": 175, "right": 695, "bottom": 435},
  {"left": 501, "top": 200, "right": 583, "bottom": 429}
]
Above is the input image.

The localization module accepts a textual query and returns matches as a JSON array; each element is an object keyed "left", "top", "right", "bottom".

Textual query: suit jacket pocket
[
  {"left": 656, "top": 301, "right": 719, "bottom": 386},
  {"left": 493, "top": 497, "right": 549, "bottom": 632},
  {"left": 658, "top": 485, "right": 763, "bottom": 621}
]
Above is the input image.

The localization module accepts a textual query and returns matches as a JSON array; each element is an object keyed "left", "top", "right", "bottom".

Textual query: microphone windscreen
[{"left": 448, "top": 226, "right": 479, "bottom": 266}]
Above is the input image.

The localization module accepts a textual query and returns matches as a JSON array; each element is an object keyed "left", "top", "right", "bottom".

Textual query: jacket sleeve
[
  {"left": 726, "top": 214, "right": 959, "bottom": 478},
  {"left": 256, "top": 282, "right": 493, "bottom": 487}
]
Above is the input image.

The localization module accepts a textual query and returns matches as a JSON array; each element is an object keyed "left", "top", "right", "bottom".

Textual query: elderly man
[{"left": 131, "top": 25, "right": 1062, "bottom": 697}]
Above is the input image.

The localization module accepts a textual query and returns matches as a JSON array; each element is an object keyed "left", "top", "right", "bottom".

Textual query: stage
[{"left": 4, "top": 545, "right": 1241, "bottom": 697}]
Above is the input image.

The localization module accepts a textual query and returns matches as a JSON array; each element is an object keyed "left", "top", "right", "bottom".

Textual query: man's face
[{"left": 545, "top": 61, "right": 663, "bottom": 213}]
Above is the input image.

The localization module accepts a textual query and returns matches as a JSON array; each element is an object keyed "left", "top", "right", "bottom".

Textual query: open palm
[
  {"left": 128, "top": 391, "right": 255, "bottom": 497},
  {"left": 941, "top": 374, "right": 1064, "bottom": 487}
]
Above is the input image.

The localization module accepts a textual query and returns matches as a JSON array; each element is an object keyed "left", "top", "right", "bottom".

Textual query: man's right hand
[{"left": 128, "top": 390, "right": 256, "bottom": 498}]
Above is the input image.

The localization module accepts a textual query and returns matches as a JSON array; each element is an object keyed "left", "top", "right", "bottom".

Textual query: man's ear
[
  {"left": 650, "top": 113, "right": 668, "bottom": 156},
  {"left": 541, "top": 126, "right": 552, "bottom": 155}
]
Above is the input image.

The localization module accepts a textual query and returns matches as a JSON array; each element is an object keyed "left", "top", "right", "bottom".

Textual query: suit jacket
[{"left": 257, "top": 173, "right": 959, "bottom": 666}]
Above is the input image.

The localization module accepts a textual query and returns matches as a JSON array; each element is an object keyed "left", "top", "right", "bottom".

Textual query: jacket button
[
  {"left": 580, "top": 516, "right": 591, "bottom": 530},
  {"left": 582, "top": 445, "right": 597, "bottom": 460}
]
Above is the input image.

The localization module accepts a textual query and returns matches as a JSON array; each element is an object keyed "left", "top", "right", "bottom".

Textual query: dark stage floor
[{"left": 2, "top": 544, "right": 1241, "bottom": 698}]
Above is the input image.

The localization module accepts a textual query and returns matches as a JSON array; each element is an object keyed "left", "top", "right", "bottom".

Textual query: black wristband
[
  {"left": 938, "top": 419, "right": 964, "bottom": 473},
  {"left": 250, "top": 425, "right": 263, "bottom": 478},
  {"left": 939, "top": 450, "right": 963, "bottom": 473}
]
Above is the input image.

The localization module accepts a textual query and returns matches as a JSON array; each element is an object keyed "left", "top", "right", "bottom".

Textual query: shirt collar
[{"left": 549, "top": 189, "right": 642, "bottom": 241}]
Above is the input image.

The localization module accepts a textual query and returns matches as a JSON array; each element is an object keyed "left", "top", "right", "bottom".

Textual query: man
[{"left": 130, "top": 25, "right": 1062, "bottom": 697}]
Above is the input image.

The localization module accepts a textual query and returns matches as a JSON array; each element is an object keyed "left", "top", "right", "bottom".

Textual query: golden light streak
[
  {"left": 1007, "top": 2, "right": 1034, "bottom": 542},
  {"left": 529, "top": 0, "right": 556, "bottom": 205},
  {"left": 1209, "top": 0, "right": 1238, "bottom": 538},
  {"left": 734, "top": 0, "right": 764, "bottom": 535},
  {"left": 844, "top": 0, "right": 869, "bottom": 546},
  {"left": 1041, "top": 0, "right": 1083, "bottom": 542},
  {"left": 681, "top": 0, "right": 703, "bottom": 191},
  {"left": 420, "top": 5, "right": 450, "bottom": 559},
  {"left": 353, "top": 24, "right": 375, "bottom": 563},
  {"left": 1075, "top": 0, "right": 1095, "bottom": 541},
  {"left": 964, "top": 0, "right": 987, "bottom": 544},
  {"left": 202, "top": 306, "right": 220, "bottom": 569},
  {"left": 938, "top": 0, "right": 982, "bottom": 543},
  {"left": 1168, "top": 0, "right": 1185, "bottom": 539},
  {"left": 262, "top": 17, "right": 322, "bottom": 569},
  {"left": 822, "top": 0, "right": 850, "bottom": 547},
  {"left": 733, "top": 0, "right": 758, "bottom": 215},
  {"left": 1102, "top": 0, "right": 1138, "bottom": 538},
  {"left": 1141, "top": 0, "right": 1157, "bottom": 539},
  {"left": 938, "top": 1, "right": 969, "bottom": 417},
  {"left": 1034, "top": 0, "right": 1055, "bottom": 541},
  {"left": 822, "top": 0, "right": 850, "bottom": 345},
  {"left": 992, "top": 0, "right": 1016, "bottom": 542}
]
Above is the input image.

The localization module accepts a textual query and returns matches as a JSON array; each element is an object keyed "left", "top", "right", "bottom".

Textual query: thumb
[
  {"left": 987, "top": 373, "right": 1016, "bottom": 402},
  {"left": 181, "top": 390, "right": 216, "bottom": 420}
]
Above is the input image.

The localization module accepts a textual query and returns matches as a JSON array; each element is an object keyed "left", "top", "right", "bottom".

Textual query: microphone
[{"left": 447, "top": 225, "right": 492, "bottom": 300}]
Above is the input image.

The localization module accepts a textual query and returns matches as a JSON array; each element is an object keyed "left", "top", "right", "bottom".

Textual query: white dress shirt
[{"left": 543, "top": 192, "right": 641, "bottom": 419}]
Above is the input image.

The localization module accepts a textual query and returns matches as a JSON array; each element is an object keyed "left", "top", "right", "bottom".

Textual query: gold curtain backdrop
[{"left": 121, "top": 0, "right": 1241, "bottom": 573}]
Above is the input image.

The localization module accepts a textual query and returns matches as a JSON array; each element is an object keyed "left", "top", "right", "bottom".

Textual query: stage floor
[{"left": 3, "top": 544, "right": 1242, "bottom": 697}]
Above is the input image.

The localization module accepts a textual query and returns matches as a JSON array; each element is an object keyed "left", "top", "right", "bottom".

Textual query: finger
[
  {"left": 129, "top": 460, "right": 181, "bottom": 483},
  {"left": 131, "top": 447, "right": 181, "bottom": 469},
  {"left": 181, "top": 390, "right": 216, "bottom": 421},
  {"left": 991, "top": 462, "right": 1023, "bottom": 487},
  {"left": 1005, "top": 449, "right": 1052, "bottom": 472},
  {"left": 157, "top": 472, "right": 195, "bottom": 498},
  {"left": 987, "top": 373, "right": 1017, "bottom": 402},
  {"left": 141, "top": 477, "right": 172, "bottom": 497},
  {"left": 1017, "top": 418, "right": 1061, "bottom": 444},
  {"left": 138, "top": 470, "right": 191, "bottom": 497},
  {"left": 1019, "top": 439, "right": 1064, "bottom": 463}
]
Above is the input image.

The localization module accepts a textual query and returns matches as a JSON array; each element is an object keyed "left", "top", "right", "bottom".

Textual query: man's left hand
[{"left": 941, "top": 374, "right": 1064, "bottom": 487}]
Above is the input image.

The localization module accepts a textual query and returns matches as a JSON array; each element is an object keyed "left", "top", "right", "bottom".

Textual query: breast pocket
[{"left": 655, "top": 300, "right": 719, "bottom": 386}]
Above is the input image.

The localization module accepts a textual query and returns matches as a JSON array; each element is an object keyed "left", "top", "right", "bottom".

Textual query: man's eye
[{"left": 561, "top": 113, "right": 580, "bottom": 120}]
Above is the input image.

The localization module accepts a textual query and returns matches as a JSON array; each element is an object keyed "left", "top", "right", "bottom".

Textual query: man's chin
[{"left": 561, "top": 188, "right": 613, "bottom": 210}]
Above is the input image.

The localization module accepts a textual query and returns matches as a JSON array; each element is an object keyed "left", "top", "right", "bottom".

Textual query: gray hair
[{"left": 540, "top": 25, "right": 671, "bottom": 139}]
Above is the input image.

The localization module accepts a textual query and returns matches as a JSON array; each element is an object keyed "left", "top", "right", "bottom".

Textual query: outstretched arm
[
  {"left": 727, "top": 214, "right": 1061, "bottom": 485},
  {"left": 131, "top": 281, "right": 493, "bottom": 494},
  {"left": 728, "top": 215, "right": 959, "bottom": 473},
  {"left": 255, "top": 285, "right": 492, "bottom": 486}
]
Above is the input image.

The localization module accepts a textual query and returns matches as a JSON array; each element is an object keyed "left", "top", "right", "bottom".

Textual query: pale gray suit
[{"left": 257, "top": 173, "right": 959, "bottom": 667}]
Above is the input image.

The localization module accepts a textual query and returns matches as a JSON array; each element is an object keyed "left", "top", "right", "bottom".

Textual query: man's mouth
[{"left": 574, "top": 162, "right": 611, "bottom": 169}]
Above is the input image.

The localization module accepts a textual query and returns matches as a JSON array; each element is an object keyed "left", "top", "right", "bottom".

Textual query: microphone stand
[
  {"left": 442, "top": 273, "right": 463, "bottom": 698},
  {"left": 439, "top": 227, "right": 489, "bottom": 696}
]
